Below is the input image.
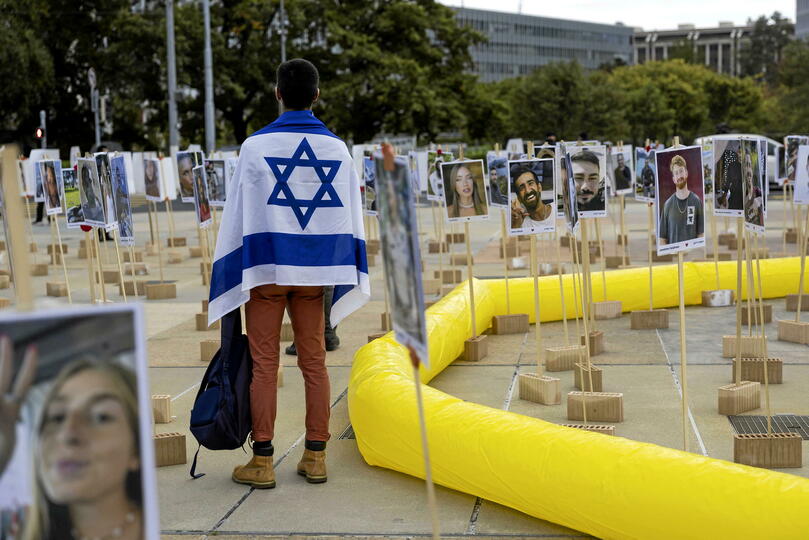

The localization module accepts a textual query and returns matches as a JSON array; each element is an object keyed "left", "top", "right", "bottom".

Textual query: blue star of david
[{"left": 264, "top": 137, "right": 343, "bottom": 230}]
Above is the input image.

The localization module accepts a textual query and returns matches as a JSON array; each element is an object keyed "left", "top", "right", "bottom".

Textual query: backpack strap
[
  {"left": 219, "top": 308, "right": 242, "bottom": 391},
  {"left": 189, "top": 443, "right": 205, "bottom": 479}
]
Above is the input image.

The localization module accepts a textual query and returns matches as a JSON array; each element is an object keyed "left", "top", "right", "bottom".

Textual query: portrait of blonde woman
[{"left": 441, "top": 160, "right": 489, "bottom": 221}]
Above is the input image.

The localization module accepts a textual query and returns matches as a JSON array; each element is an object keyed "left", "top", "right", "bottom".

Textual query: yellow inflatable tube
[{"left": 348, "top": 257, "right": 809, "bottom": 539}]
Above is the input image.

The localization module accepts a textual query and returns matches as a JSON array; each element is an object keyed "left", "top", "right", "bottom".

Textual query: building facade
[
  {"left": 633, "top": 23, "right": 751, "bottom": 76},
  {"left": 798, "top": 0, "right": 809, "bottom": 39},
  {"left": 454, "top": 8, "right": 633, "bottom": 83}
]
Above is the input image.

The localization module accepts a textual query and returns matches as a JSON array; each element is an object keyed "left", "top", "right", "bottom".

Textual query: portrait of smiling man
[{"left": 509, "top": 161, "right": 553, "bottom": 231}]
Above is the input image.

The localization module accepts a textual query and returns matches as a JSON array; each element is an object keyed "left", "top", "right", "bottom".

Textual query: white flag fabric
[{"left": 208, "top": 110, "right": 370, "bottom": 325}]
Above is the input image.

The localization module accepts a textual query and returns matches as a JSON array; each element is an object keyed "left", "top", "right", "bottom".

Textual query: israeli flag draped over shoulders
[{"left": 208, "top": 110, "right": 370, "bottom": 325}]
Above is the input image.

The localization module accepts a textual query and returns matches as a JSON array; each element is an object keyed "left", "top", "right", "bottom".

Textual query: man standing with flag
[{"left": 208, "top": 59, "right": 370, "bottom": 488}]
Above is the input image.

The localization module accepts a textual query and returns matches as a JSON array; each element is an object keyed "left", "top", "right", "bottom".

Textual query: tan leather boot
[
  {"left": 297, "top": 449, "right": 327, "bottom": 483},
  {"left": 232, "top": 454, "right": 276, "bottom": 489}
]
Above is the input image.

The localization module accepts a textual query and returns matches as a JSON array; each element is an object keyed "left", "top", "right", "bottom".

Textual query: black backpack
[{"left": 189, "top": 308, "right": 253, "bottom": 478}]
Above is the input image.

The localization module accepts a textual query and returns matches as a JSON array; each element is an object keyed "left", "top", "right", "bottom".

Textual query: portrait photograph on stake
[
  {"left": 143, "top": 157, "right": 163, "bottom": 202},
  {"left": 486, "top": 151, "right": 509, "bottom": 208},
  {"left": 0, "top": 304, "right": 158, "bottom": 540},
  {"left": 561, "top": 152, "right": 580, "bottom": 234},
  {"left": 192, "top": 165, "right": 212, "bottom": 227},
  {"left": 205, "top": 159, "right": 227, "bottom": 207},
  {"left": 39, "top": 160, "right": 63, "bottom": 215},
  {"left": 362, "top": 157, "right": 377, "bottom": 216},
  {"left": 507, "top": 158, "right": 555, "bottom": 235},
  {"left": 95, "top": 153, "right": 116, "bottom": 227},
  {"left": 713, "top": 137, "right": 744, "bottom": 216},
  {"left": 426, "top": 150, "right": 453, "bottom": 202},
  {"left": 793, "top": 144, "right": 809, "bottom": 205},
  {"left": 741, "top": 139, "right": 766, "bottom": 234},
  {"left": 176, "top": 151, "right": 195, "bottom": 203},
  {"left": 568, "top": 144, "right": 607, "bottom": 218},
  {"left": 635, "top": 147, "right": 656, "bottom": 202},
  {"left": 111, "top": 155, "right": 135, "bottom": 244},
  {"left": 612, "top": 144, "right": 634, "bottom": 195},
  {"left": 374, "top": 151, "right": 428, "bottom": 361},
  {"left": 654, "top": 145, "right": 705, "bottom": 255},
  {"left": 62, "top": 168, "right": 85, "bottom": 228},
  {"left": 77, "top": 158, "right": 105, "bottom": 227},
  {"left": 440, "top": 159, "right": 489, "bottom": 222}
]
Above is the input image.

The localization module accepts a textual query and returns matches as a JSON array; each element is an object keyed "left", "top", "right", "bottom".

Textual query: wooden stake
[
  {"left": 93, "top": 230, "right": 108, "bottom": 303},
  {"left": 677, "top": 251, "right": 688, "bottom": 452},
  {"left": 409, "top": 353, "right": 441, "bottom": 540},
  {"left": 152, "top": 201, "right": 166, "bottom": 283},
  {"left": 85, "top": 230, "right": 97, "bottom": 303},
  {"left": 166, "top": 199, "right": 177, "bottom": 247},
  {"left": 113, "top": 228, "right": 127, "bottom": 302},
  {"left": 54, "top": 217, "right": 72, "bottom": 303},
  {"left": 619, "top": 194, "right": 629, "bottom": 266},
  {"left": 596, "top": 219, "right": 607, "bottom": 300},
  {"left": 147, "top": 201, "right": 155, "bottom": 246},
  {"left": 1, "top": 145, "right": 33, "bottom": 310},
  {"left": 128, "top": 244, "right": 139, "bottom": 295},
  {"left": 795, "top": 205, "right": 809, "bottom": 322},
  {"left": 580, "top": 221, "right": 596, "bottom": 399},
  {"left": 709, "top": 198, "right": 721, "bottom": 289},
  {"left": 530, "top": 235, "right": 543, "bottom": 374},
  {"left": 752, "top": 233, "right": 772, "bottom": 434},
  {"left": 465, "top": 222, "right": 476, "bottom": 338},
  {"left": 734, "top": 218, "right": 743, "bottom": 385},
  {"left": 501, "top": 210, "right": 511, "bottom": 314},
  {"left": 555, "top": 228, "right": 569, "bottom": 344},
  {"left": 570, "top": 233, "right": 583, "bottom": 342},
  {"left": 23, "top": 196, "right": 37, "bottom": 264},
  {"left": 647, "top": 203, "right": 654, "bottom": 310}
]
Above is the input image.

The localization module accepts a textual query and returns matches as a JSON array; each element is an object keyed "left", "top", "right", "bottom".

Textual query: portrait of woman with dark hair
[{"left": 441, "top": 160, "right": 489, "bottom": 221}]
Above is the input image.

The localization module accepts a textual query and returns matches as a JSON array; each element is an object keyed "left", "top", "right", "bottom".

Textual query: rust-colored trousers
[{"left": 245, "top": 284, "right": 330, "bottom": 442}]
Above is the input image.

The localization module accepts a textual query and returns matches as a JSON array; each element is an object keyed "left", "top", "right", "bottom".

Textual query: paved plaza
[{"left": 4, "top": 194, "right": 809, "bottom": 539}]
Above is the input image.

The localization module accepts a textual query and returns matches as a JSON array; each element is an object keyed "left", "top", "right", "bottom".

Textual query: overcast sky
[{"left": 439, "top": 0, "right": 794, "bottom": 30}]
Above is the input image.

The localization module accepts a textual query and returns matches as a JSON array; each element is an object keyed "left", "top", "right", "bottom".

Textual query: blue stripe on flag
[
  {"left": 250, "top": 111, "right": 341, "bottom": 140},
  {"left": 209, "top": 232, "right": 368, "bottom": 301}
]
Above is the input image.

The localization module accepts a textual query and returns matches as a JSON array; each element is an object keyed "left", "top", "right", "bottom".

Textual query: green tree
[{"left": 739, "top": 12, "right": 794, "bottom": 85}]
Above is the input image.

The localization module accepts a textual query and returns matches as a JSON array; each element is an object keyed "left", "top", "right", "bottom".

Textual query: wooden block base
[
  {"left": 367, "top": 331, "right": 387, "bottom": 342},
  {"left": 428, "top": 241, "right": 448, "bottom": 254},
  {"left": 567, "top": 392, "right": 624, "bottom": 422},
  {"left": 785, "top": 229, "right": 798, "bottom": 243},
  {"left": 280, "top": 322, "right": 294, "bottom": 342},
  {"left": 436, "top": 269, "right": 462, "bottom": 284},
  {"left": 120, "top": 280, "right": 147, "bottom": 296},
  {"left": 200, "top": 339, "right": 219, "bottom": 362},
  {"left": 122, "top": 250, "right": 144, "bottom": 262},
  {"left": 47, "top": 243, "right": 68, "bottom": 255},
  {"left": 450, "top": 253, "right": 470, "bottom": 265},
  {"left": 722, "top": 335, "right": 766, "bottom": 357},
  {"left": 518, "top": 373, "right": 561, "bottom": 405},
  {"left": 422, "top": 278, "right": 441, "bottom": 296},
  {"left": 381, "top": 312, "right": 391, "bottom": 331},
  {"left": 29, "top": 242, "right": 38, "bottom": 253},
  {"left": 78, "top": 246, "right": 98, "bottom": 259},
  {"left": 491, "top": 313, "right": 529, "bottom": 334},
  {"left": 441, "top": 284, "right": 457, "bottom": 297},
  {"left": 0, "top": 298, "right": 10, "bottom": 309},
  {"left": 777, "top": 320, "right": 809, "bottom": 344},
  {"left": 30, "top": 263, "right": 48, "bottom": 276},
  {"left": 196, "top": 312, "right": 219, "bottom": 331},
  {"left": 734, "top": 433, "right": 802, "bottom": 469},
  {"left": 741, "top": 304, "right": 772, "bottom": 325},
  {"left": 366, "top": 239, "right": 380, "bottom": 253},
  {"left": 580, "top": 330, "right": 604, "bottom": 356},
  {"left": 593, "top": 300, "right": 622, "bottom": 320},
  {"left": 152, "top": 394, "right": 172, "bottom": 423},
  {"left": 167, "top": 236, "right": 187, "bottom": 247},
  {"left": 201, "top": 299, "right": 209, "bottom": 312},
  {"left": 446, "top": 232, "right": 465, "bottom": 243},
  {"left": 45, "top": 281, "right": 68, "bottom": 297},
  {"left": 462, "top": 335, "right": 488, "bottom": 361},
  {"left": 630, "top": 309, "right": 669, "bottom": 329},
  {"left": 145, "top": 282, "right": 177, "bottom": 300},
  {"left": 561, "top": 423, "right": 615, "bottom": 435},
  {"left": 605, "top": 255, "right": 625, "bottom": 269},
  {"left": 785, "top": 294, "right": 809, "bottom": 312},
  {"left": 124, "top": 263, "right": 149, "bottom": 276},
  {"left": 574, "top": 362, "right": 603, "bottom": 392},
  {"left": 154, "top": 432, "right": 186, "bottom": 467},
  {"left": 0, "top": 275, "right": 9, "bottom": 289},
  {"left": 167, "top": 251, "right": 185, "bottom": 264},
  {"left": 95, "top": 269, "right": 121, "bottom": 284},
  {"left": 189, "top": 246, "right": 203, "bottom": 258},
  {"left": 701, "top": 289, "right": 734, "bottom": 307},
  {"left": 499, "top": 244, "right": 518, "bottom": 258},
  {"left": 546, "top": 345, "right": 586, "bottom": 372},
  {"left": 718, "top": 233, "right": 735, "bottom": 246},
  {"left": 718, "top": 381, "right": 761, "bottom": 415},
  {"left": 732, "top": 358, "right": 783, "bottom": 384},
  {"left": 49, "top": 251, "right": 64, "bottom": 265}
]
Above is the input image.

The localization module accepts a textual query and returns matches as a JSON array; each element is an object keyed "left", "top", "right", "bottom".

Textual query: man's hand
[
  {"left": 510, "top": 198, "right": 526, "bottom": 229},
  {"left": 0, "top": 336, "right": 37, "bottom": 475}
]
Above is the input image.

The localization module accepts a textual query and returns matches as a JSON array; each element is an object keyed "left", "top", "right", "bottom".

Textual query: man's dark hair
[
  {"left": 276, "top": 59, "right": 319, "bottom": 110},
  {"left": 510, "top": 164, "right": 539, "bottom": 190},
  {"left": 571, "top": 149, "right": 600, "bottom": 167}
]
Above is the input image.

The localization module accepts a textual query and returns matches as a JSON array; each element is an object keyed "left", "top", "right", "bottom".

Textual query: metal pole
[
  {"left": 39, "top": 110, "right": 46, "bottom": 149},
  {"left": 280, "top": 0, "right": 287, "bottom": 63},
  {"left": 203, "top": 0, "right": 215, "bottom": 155},
  {"left": 166, "top": 0, "right": 179, "bottom": 155},
  {"left": 92, "top": 89, "right": 101, "bottom": 147}
]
